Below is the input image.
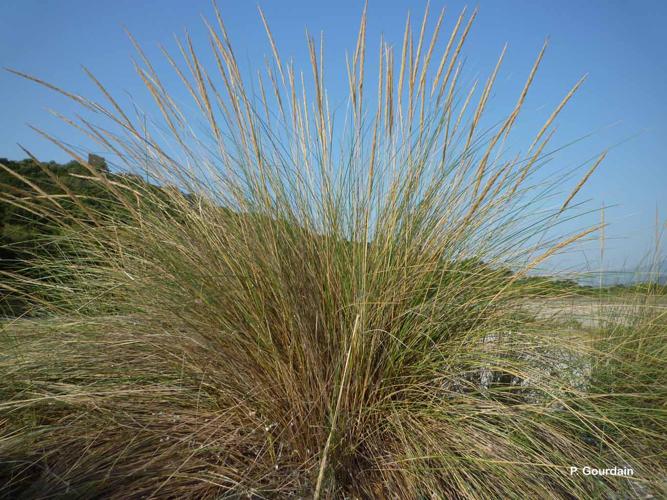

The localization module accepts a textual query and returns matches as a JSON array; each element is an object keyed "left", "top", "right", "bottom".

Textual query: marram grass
[{"left": 1, "top": 4, "right": 665, "bottom": 498}]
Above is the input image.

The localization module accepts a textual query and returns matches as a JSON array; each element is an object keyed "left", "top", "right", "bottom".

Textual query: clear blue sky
[{"left": 1, "top": 0, "right": 666, "bottom": 273}]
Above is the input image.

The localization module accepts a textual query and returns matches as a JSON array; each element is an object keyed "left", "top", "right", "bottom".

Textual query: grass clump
[{"left": 1, "top": 4, "right": 665, "bottom": 498}]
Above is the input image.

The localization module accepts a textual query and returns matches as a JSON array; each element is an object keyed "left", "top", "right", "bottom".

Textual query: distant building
[{"left": 88, "top": 154, "right": 108, "bottom": 172}]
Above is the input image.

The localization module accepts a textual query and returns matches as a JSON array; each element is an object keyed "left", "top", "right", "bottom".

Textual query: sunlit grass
[{"left": 1, "top": 4, "right": 665, "bottom": 498}]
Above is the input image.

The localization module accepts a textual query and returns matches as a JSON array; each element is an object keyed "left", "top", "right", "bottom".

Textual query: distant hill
[
  {"left": 2, "top": 156, "right": 665, "bottom": 316},
  {"left": 577, "top": 263, "right": 667, "bottom": 287},
  {"left": 0, "top": 156, "right": 151, "bottom": 315}
]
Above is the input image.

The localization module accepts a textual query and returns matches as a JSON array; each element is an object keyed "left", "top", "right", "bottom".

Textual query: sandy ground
[{"left": 523, "top": 296, "right": 667, "bottom": 328}]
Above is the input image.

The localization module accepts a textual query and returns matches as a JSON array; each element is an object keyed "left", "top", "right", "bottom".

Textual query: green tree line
[{"left": 2, "top": 157, "right": 662, "bottom": 317}]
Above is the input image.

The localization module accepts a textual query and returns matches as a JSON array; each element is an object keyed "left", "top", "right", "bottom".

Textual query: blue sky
[{"left": 1, "top": 0, "right": 666, "bottom": 273}]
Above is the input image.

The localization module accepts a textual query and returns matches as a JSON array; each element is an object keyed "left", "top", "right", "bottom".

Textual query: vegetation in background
[
  {"left": 0, "top": 156, "right": 172, "bottom": 316},
  {"left": 2, "top": 157, "right": 661, "bottom": 318},
  {"left": 1, "top": 4, "right": 665, "bottom": 498},
  {"left": 1, "top": 157, "right": 103, "bottom": 263}
]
